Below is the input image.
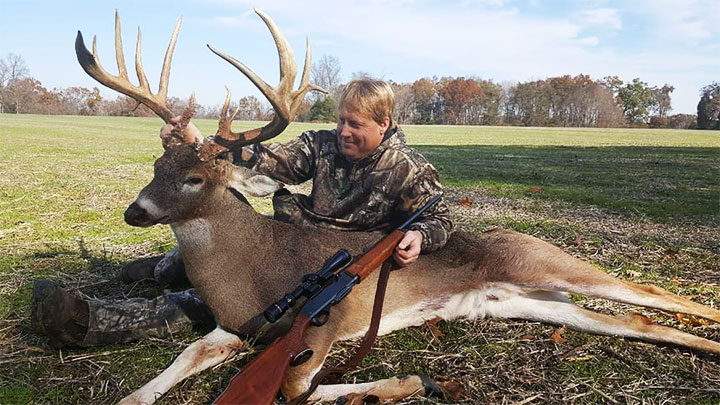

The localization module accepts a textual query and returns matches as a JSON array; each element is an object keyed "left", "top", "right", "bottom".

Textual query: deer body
[
  {"left": 125, "top": 154, "right": 720, "bottom": 403},
  {"left": 74, "top": 10, "right": 720, "bottom": 404}
]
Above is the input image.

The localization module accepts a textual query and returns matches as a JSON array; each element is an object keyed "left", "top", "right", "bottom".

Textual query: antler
[
  {"left": 75, "top": 10, "right": 180, "bottom": 124},
  {"left": 208, "top": 8, "right": 326, "bottom": 147}
]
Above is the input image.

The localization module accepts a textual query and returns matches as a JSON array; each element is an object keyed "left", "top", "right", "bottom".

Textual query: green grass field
[{"left": 1, "top": 114, "right": 719, "bottom": 404}]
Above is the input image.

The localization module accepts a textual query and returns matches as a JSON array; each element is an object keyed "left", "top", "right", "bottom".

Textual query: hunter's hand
[{"left": 394, "top": 230, "right": 423, "bottom": 267}]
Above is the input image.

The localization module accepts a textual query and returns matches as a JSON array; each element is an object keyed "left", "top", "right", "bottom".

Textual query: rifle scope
[{"left": 264, "top": 249, "right": 352, "bottom": 323}]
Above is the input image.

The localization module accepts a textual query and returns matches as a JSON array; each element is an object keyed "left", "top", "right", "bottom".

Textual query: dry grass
[{"left": 0, "top": 115, "right": 719, "bottom": 404}]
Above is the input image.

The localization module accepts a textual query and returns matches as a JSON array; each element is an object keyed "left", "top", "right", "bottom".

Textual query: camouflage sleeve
[
  {"left": 399, "top": 163, "right": 453, "bottom": 253},
  {"left": 235, "top": 131, "right": 316, "bottom": 185}
]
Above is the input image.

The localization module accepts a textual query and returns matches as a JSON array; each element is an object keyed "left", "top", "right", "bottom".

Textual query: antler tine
[
  {"left": 75, "top": 11, "right": 178, "bottom": 123},
  {"left": 218, "top": 87, "right": 240, "bottom": 135},
  {"left": 206, "top": 9, "right": 326, "bottom": 149},
  {"left": 253, "top": 8, "right": 296, "bottom": 97},
  {"left": 158, "top": 17, "right": 182, "bottom": 101},
  {"left": 135, "top": 27, "right": 152, "bottom": 93},
  {"left": 295, "top": 36, "right": 328, "bottom": 104},
  {"left": 114, "top": 11, "right": 129, "bottom": 79}
]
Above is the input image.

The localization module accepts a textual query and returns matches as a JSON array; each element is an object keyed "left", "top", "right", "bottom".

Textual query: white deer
[{"left": 73, "top": 9, "right": 720, "bottom": 405}]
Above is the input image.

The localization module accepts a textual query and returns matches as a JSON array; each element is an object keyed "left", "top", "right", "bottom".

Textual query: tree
[
  {"left": 58, "top": 86, "right": 102, "bottom": 115},
  {"left": 617, "top": 78, "right": 658, "bottom": 125},
  {"left": 0, "top": 53, "right": 30, "bottom": 113},
  {"left": 390, "top": 81, "right": 415, "bottom": 124},
  {"left": 650, "top": 84, "right": 674, "bottom": 118},
  {"left": 668, "top": 114, "right": 697, "bottom": 129},
  {"left": 235, "top": 96, "right": 263, "bottom": 120},
  {"left": 311, "top": 55, "right": 342, "bottom": 102},
  {"left": 411, "top": 78, "right": 439, "bottom": 124},
  {"left": 309, "top": 97, "right": 337, "bottom": 122},
  {"left": 0, "top": 53, "right": 29, "bottom": 87},
  {"left": 697, "top": 82, "right": 720, "bottom": 130}
]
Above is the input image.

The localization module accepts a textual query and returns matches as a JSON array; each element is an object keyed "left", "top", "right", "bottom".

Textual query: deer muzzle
[{"left": 124, "top": 201, "right": 160, "bottom": 227}]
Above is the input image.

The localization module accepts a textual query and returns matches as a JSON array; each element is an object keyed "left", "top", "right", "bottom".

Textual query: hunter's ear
[{"left": 227, "top": 166, "right": 283, "bottom": 197}]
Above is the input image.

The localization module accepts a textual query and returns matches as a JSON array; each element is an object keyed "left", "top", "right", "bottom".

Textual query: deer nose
[{"left": 124, "top": 202, "right": 151, "bottom": 227}]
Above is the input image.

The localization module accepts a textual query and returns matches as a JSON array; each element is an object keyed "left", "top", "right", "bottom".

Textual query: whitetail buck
[{"left": 75, "top": 9, "right": 720, "bottom": 405}]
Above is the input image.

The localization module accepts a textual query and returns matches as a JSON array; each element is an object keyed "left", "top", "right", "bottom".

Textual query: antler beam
[
  {"left": 208, "top": 8, "right": 326, "bottom": 147},
  {"left": 75, "top": 10, "right": 180, "bottom": 123}
]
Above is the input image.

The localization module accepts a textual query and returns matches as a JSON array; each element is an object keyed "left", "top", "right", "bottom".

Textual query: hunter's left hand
[{"left": 394, "top": 230, "right": 423, "bottom": 267}]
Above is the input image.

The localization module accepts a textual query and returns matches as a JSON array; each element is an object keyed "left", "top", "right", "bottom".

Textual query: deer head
[{"left": 75, "top": 9, "right": 325, "bottom": 228}]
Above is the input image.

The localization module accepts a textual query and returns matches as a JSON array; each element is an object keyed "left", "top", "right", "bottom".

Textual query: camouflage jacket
[{"left": 240, "top": 126, "right": 453, "bottom": 253}]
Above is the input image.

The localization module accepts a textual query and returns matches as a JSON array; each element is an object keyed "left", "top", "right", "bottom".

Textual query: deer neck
[{"left": 170, "top": 188, "right": 275, "bottom": 275}]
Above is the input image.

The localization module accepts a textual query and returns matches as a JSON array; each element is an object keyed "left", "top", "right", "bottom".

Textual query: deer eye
[{"left": 185, "top": 177, "right": 204, "bottom": 185}]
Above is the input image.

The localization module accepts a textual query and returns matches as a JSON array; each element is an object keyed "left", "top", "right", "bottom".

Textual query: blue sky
[{"left": 1, "top": 0, "right": 718, "bottom": 114}]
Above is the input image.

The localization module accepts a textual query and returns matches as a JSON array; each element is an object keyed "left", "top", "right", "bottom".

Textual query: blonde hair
[{"left": 339, "top": 79, "right": 395, "bottom": 124}]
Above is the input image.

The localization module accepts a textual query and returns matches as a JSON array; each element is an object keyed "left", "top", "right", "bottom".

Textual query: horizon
[{"left": 1, "top": 0, "right": 718, "bottom": 115}]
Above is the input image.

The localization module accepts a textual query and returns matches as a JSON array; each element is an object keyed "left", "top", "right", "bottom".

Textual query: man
[{"left": 32, "top": 79, "right": 453, "bottom": 347}]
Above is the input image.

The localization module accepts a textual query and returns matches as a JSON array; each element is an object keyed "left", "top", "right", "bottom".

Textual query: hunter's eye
[{"left": 186, "top": 177, "right": 204, "bottom": 185}]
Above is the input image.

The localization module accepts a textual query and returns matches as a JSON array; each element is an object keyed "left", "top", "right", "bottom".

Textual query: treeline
[{"left": 1, "top": 53, "right": 718, "bottom": 130}]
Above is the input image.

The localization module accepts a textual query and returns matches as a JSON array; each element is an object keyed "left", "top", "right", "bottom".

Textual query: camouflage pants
[{"left": 84, "top": 289, "right": 213, "bottom": 346}]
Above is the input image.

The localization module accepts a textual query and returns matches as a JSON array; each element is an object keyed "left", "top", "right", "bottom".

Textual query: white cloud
[
  {"left": 196, "top": 0, "right": 718, "bottom": 112},
  {"left": 638, "top": 0, "right": 720, "bottom": 41},
  {"left": 576, "top": 8, "right": 622, "bottom": 30}
]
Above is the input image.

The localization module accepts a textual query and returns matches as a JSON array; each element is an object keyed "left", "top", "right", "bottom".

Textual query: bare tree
[
  {"left": 0, "top": 53, "right": 30, "bottom": 113},
  {"left": 310, "top": 55, "right": 342, "bottom": 102}
]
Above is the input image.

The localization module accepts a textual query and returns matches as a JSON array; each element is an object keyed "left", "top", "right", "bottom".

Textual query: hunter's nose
[{"left": 124, "top": 201, "right": 150, "bottom": 227}]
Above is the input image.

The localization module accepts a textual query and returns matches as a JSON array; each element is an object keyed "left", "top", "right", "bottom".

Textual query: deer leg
[
  {"left": 282, "top": 322, "right": 461, "bottom": 403},
  {"left": 308, "top": 375, "right": 463, "bottom": 403},
  {"left": 487, "top": 290, "right": 720, "bottom": 354},
  {"left": 281, "top": 324, "right": 337, "bottom": 401},
  {"left": 500, "top": 232, "right": 720, "bottom": 323},
  {"left": 119, "top": 326, "right": 244, "bottom": 405}
]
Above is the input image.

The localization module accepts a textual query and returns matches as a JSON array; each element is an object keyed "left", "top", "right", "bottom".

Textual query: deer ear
[{"left": 227, "top": 166, "right": 283, "bottom": 197}]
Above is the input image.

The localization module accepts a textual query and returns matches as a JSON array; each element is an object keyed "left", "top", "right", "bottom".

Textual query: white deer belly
[{"left": 341, "top": 283, "right": 528, "bottom": 340}]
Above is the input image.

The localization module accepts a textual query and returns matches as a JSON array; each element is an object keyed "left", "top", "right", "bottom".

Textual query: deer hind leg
[
  {"left": 502, "top": 232, "right": 720, "bottom": 323},
  {"left": 119, "top": 327, "right": 243, "bottom": 405},
  {"left": 487, "top": 290, "right": 720, "bottom": 354}
]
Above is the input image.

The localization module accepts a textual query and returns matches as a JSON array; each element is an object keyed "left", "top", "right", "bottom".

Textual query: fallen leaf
[
  {"left": 520, "top": 334, "right": 535, "bottom": 340},
  {"left": 459, "top": 197, "right": 472, "bottom": 207},
  {"left": 550, "top": 326, "right": 567, "bottom": 344},
  {"left": 437, "top": 381, "right": 465, "bottom": 399},
  {"left": 526, "top": 186, "right": 544, "bottom": 193},
  {"left": 676, "top": 313, "right": 709, "bottom": 326},
  {"left": 626, "top": 270, "right": 641, "bottom": 278},
  {"left": 425, "top": 317, "right": 446, "bottom": 340}
]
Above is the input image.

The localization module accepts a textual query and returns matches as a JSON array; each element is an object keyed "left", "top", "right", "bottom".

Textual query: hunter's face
[{"left": 336, "top": 108, "right": 389, "bottom": 160}]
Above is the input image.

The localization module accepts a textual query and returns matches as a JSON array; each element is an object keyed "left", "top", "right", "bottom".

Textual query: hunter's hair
[{"left": 339, "top": 79, "right": 395, "bottom": 124}]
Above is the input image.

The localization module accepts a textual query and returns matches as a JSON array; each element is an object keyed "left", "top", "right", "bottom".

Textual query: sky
[{"left": 1, "top": 0, "right": 718, "bottom": 115}]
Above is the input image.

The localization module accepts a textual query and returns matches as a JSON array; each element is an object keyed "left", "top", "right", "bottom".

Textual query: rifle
[{"left": 214, "top": 195, "right": 442, "bottom": 404}]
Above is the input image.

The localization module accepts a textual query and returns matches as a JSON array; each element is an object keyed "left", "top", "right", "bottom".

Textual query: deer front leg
[
  {"left": 309, "top": 375, "right": 464, "bottom": 403},
  {"left": 119, "top": 327, "right": 244, "bottom": 405},
  {"left": 283, "top": 319, "right": 462, "bottom": 403}
]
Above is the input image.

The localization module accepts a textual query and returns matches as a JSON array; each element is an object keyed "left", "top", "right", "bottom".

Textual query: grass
[{"left": 0, "top": 114, "right": 719, "bottom": 404}]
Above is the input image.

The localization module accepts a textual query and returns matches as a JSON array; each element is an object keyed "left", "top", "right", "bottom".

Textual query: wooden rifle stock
[
  {"left": 213, "top": 196, "right": 441, "bottom": 404},
  {"left": 345, "top": 230, "right": 404, "bottom": 281},
  {"left": 213, "top": 313, "right": 312, "bottom": 404}
]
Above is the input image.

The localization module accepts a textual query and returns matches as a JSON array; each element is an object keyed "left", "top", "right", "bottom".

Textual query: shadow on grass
[
  {"left": 417, "top": 145, "right": 720, "bottom": 221},
  {"left": 0, "top": 241, "right": 173, "bottom": 322}
]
